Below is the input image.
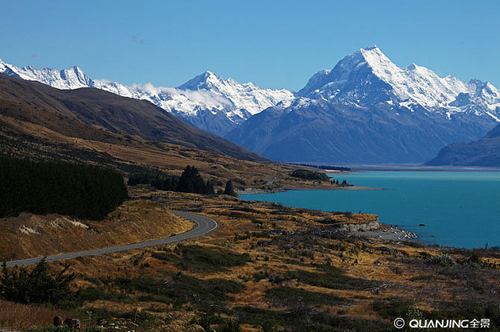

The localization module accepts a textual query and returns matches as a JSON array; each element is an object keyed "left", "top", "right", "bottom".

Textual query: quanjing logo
[
  {"left": 393, "top": 318, "right": 491, "bottom": 329},
  {"left": 393, "top": 317, "right": 405, "bottom": 329}
]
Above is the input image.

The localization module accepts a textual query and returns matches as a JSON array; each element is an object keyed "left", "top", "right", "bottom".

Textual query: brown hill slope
[
  {"left": 0, "top": 74, "right": 261, "bottom": 161},
  {"left": 0, "top": 74, "right": 329, "bottom": 192}
]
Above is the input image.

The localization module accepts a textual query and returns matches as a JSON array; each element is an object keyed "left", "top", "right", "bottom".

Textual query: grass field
[{"left": 1, "top": 189, "right": 498, "bottom": 331}]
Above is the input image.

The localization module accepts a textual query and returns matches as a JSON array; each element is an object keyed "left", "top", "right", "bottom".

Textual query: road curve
[{"left": 4, "top": 211, "right": 218, "bottom": 268}]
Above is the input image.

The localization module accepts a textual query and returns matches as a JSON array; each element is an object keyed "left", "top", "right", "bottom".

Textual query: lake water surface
[{"left": 241, "top": 171, "right": 500, "bottom": 248}]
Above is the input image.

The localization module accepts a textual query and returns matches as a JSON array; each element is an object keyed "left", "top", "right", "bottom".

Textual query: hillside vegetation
[{"left": 0, "top": 155, "right": 127, "bottom": 220}]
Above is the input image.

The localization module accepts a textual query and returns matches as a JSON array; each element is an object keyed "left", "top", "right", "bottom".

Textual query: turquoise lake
[{"left": 241, "top": 171, "right": 500, "bottom": 249}]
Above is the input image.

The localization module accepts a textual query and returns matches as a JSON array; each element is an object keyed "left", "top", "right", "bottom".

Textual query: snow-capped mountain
[
  {"left": 0, "top": 59, "right": 93, "bottom": 89},
  {"left": 227, "top": 47, "right": 500, "bottom": 163},
  {"left": 94, "top": 71, "right": 293, "bottom": 136},
  {"left": 297, "top": 47, "right": 498, "bottom": 116},
  {"left": 3, "top": 48, "right": 499, "bottom": 164},
  {"left": 0, "top": 59, "right": 293, "bottom": 136}
]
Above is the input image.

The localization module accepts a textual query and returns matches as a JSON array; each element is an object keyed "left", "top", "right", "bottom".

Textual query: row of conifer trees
[
  {"left": 0, "top": 155, "right": 236, "bottom": 222},
  {"left": 128, "top": 165, "right": 237, "bottom": 196},
  {"left": 0, "top": 154, "right": 128, "bottom": 220}
]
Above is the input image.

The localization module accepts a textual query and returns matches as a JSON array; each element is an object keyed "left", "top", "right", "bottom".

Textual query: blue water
[{"left": 241, "top": 171, "right": 500, "bottom": 248}]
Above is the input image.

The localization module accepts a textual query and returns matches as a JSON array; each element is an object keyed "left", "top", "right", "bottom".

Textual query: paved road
[{"left": 4, "top": 211, "right": 218, "bottom": 268}]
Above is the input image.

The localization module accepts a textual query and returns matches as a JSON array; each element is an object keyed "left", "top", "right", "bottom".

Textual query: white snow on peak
[
  {"left": 297, "top": 47, "right": 499, "bottom": 122},
  {"left": 358, "top": 47, "right": 469, "bottom": 108},
  {"left": 0, "top": 59, "right": 93, "bottom": 89},
  {"left": 176, "top": 70, "right": 293, "bottom": 115},
  {"left": 93, "top": 72, "right": 293, "bottom": 120},
  {"left": 0, "top": 58, "right": 293, "bottom": 132},
  {"left": 461, "top": 79, "right": 500, "bottom": 114}
]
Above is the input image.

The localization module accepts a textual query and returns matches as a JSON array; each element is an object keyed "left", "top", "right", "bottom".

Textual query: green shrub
[
  {"left": 425, "top": 254, "right": 457, "bottom": 267},
  {"left": 109, "top": 274, "right": 245, "bottom": 307},
  {"left": 0, "top": 259, "right": 76, "bottom": 305},
  {"left": 176, "top": 245, "right": 250, "bottom": 272},
  {"left": 285, "top": 266, "right": 380, "bottom": 291},
  {"left": 266, "top": 286, "right": 349, "bottom": 306},
  {"left": 372, "top": 298, "right": 415, "bottom": 319}
]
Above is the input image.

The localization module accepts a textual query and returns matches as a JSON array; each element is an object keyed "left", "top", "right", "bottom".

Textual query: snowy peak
[
  {"left": 0, "top": 59, "right": 93, "bottom": 89},
  {"left": 299, "top": 46, "right": 471, "bottom": 109},
  {"left": 177, "top": 71, "right": 293, "bottom": 115},
  {"left": 453, "top": 79, "right": 500, "bottom": 117},
  {"left": 359, "top": 46, "right": 401, "bottom": 76},
  {"left": 469, "top": 79, "right": 500, "bottom": 100},
  {"left": 349, "top": 46, "right": 469, "bottom": 108},
  {"left": 177, "top": 70, "right": 223, "bottom": 90}
]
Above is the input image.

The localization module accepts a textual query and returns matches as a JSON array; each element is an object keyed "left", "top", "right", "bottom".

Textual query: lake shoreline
[
  {"left": 350, "top": 223, "right": 419, "bottom": 243},
  {"left": 241, "top": 170, "right": 500, "bottom": 249},
  {"left": 238, "top": 185, "right": 381, "bottom": 195}
]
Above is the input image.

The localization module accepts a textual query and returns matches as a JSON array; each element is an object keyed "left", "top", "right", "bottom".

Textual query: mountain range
[
  {"left": 2, "top": 47, "right": 499, "bottom": 164},
  {"left": 0, "top": 59, "right": 293, "bottom": 137},
  {"left": 227, "top": 47, "right": 500, "bottom": 163},
  {"left": 0, "top": 74, "right": 260, "bottom": 162}
]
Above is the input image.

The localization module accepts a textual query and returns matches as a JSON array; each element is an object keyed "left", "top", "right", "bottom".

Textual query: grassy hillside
[
  {"left": 1, "top": 189, "right": 498, "bottom": 331},
  {"left": 0, "top": 74, "right": 261, "bottom": 162}
]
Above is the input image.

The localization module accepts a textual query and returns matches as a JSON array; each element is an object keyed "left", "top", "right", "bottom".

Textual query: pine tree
[
  {"left": 206, "top": 180, "right": 215, "bottom": 195},
  {"left": 0, "top": 155, "right": 127, "bottom": 220},
  {"left": 224, "top": 180, "right": 237, "bottom": 197}
]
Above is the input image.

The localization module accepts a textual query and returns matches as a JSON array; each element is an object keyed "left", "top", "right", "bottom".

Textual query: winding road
[{"left": 4, "top": 211, "right": 218, "bottom": 268}]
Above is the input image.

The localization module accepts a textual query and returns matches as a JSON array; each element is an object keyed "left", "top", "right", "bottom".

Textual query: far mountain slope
[{"left": 426, "top": 124, "right": 500, "bottom": 166}]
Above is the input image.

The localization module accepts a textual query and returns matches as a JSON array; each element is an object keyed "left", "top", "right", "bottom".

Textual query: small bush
[
  {"left": 372, "top": 298, "right": 415, "bottom": 319},
  {"left": 285, "top": 266, "right": 380, "bottom": 291},
  {"left": 0, "top": 259, "right": 76, "bottom": 305},
  {"left": 266, "top": 286, "right": 349, "bottom": 306},
  {"left": 176, "top": 245, "right": 250, "bottom": 272},
  {"left": 109, "top": 274, "right": 245, "bottom": 308},
  {"left": 425, "top": 254, "right": 456, "bottom": 267}
]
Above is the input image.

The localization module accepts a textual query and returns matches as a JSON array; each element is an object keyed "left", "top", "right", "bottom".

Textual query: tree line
[
  {"left": 128, "top": 165, "right": 237, "bottom": 196},
  {"left": 0, "top": 154, "right": 128, "bottom": 220}
]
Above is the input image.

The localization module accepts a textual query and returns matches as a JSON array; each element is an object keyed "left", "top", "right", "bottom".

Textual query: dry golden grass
[
  {"left": 0, "top": 199, "right": 193, "bottom": 261},
  {"left": 0, "top": 300, "right": 74, "bottom": 331},
  {"left": 1, "top": 190, "right": 499, "bottom": 331},
  {"left": 1, "top": 114, "right": 345, "bottom": 193}
]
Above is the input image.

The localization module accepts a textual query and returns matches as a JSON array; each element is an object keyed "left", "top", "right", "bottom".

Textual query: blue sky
[{"left": 1, "top": 0, "right": 499, "bottom": 90}]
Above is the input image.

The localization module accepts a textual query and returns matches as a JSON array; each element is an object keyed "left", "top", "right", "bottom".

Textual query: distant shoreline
[
  {"left": 332, "top": 164, "right": 500, "bottom": 172},
  {"left": 238, "top": 185, "right": 381, "bottom": 195}
]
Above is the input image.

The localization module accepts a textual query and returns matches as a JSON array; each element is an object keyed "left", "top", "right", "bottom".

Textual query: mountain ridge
[
  {"left": 0, "top": 73, "right": 262, "bottom": 162},
  {"left": 427, "top": 123, "right": 500, "bottom": 167},
  {"left": 0, "top": 59, "right": 293, "bottom": 136}
]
